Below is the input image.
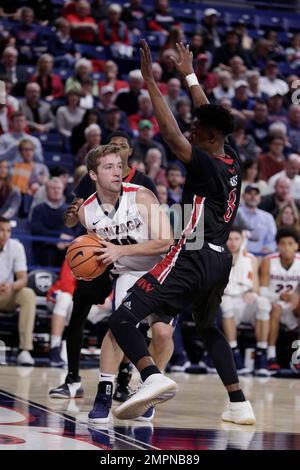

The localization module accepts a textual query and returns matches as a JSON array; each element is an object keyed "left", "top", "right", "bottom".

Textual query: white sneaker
[
  {"left": 221, "top": 400, "right": 256, "bottom": 425},
  {"left": 17, "top": 350, "right": 35, "bottom": 366},
  {"left": 114, "top": 374, "right": 178, "bottom": 420}
]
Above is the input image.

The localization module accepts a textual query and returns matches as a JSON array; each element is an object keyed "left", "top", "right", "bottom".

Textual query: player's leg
[
  {"left": 254, "top": 296, "right": 270, "bottom": 376},
  {"left": 222, "top": 297, "right": 250, "bottom": 375},
  {"left": 290, "top": 304, "right": 300, "bottom": 373},
  {"left": 49, "top": 291, "right": 72, "bottom": 367},
  {"left": 149, "top": 321, "right": 174, "bottom": 372},
  {"left": 113, "top": 356, "right": 132, "bottom": 402},
  {"left": 267, "top": 303, "right": 282, "bottom": 373}
]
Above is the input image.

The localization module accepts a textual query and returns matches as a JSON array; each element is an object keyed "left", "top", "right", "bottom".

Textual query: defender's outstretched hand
[
  {"left": 171, "top": 42, "right": 194, "bottom": 77},
  {"left": 140, "top": 39, "right": 155, "bottom": 83}
]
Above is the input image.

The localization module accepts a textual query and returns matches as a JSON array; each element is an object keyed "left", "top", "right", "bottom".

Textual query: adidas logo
[{"left": 123, "top": 301, "right": 131, "bottom": 310}]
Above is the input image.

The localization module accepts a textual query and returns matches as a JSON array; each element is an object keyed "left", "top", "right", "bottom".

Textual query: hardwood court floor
[{"left": 0, "top": 366, "right": 300, "bottom": 450}]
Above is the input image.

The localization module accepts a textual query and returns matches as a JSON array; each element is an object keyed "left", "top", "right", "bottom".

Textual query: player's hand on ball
[
  {"left": 140, "top": 39, "right": 155, "bottom": 83},
  {"left": 94, "top": 240, "right": 123, "bottom": 265},
  {"left": 171, "top": 42, "right": 194, "bottom": 77}
]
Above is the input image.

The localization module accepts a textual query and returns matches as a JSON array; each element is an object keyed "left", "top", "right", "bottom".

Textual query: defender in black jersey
[
  {"left": 109, "top": 41, "right": 256, "bottom": 425},
  {"left": 49, "top": 131, "right": 158, "bottom": 399}
]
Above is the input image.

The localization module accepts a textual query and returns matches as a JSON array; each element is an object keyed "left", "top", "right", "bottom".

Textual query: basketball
[{"left": 66, "top": 233, "right": 106, "bottom": 280}]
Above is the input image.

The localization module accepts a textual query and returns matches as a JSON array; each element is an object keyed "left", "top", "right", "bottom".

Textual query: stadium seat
[
  {"left": 44, "top": 151, "right": 74, "bottom": 173},
  {"left": 75, "top": 44, "right": 108, "bottom": 61}
]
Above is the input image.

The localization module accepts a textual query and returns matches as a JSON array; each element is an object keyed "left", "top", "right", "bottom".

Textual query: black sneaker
[
  {"left": 49, "top": 347, "right": 65, "bottom": 368},
  {"left": 232, "top": 348, "right": 250, "bottom": 375},
  {"left": 267, "top": 357, "right": 281, "bottom": 375},
  {"left": 254, "top": 350, "right": 269, "bottom": 377},
  {"left": 49, "top": 374, "right": 83, "bottom": 399},
  {"left": 113, "top": 384, "right": 131, "bottom": 402},
  {"left": 88, "top": 382, "right": 113, "bottom": 424},
  {"left": 113, "top": 362, "right": 132, "bottom": 402}
]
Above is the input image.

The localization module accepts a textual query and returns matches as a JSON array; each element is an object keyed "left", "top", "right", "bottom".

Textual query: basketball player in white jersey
[
  {"left": 221, "top": 227, "right": 271, "bottom": 376},
  {"left": 260, "top": 228, "right": 300, "bottom": 375},
  {"left": 78, "top": 144, "right": 175, "bottom": 423}
]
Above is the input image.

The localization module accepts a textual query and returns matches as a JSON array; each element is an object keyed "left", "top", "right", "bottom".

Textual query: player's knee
[
  {"left": 152, "top": 324, "right": 173, "bottom": 348},
  {"left": 256, "top": 296, "right": 271, "bottom": 321},
  {"left": 109, "top": 305, "right": 136, "bottom": 335},
  {"left": 271, "top": 304, "right": 282, "bottom": 319}
]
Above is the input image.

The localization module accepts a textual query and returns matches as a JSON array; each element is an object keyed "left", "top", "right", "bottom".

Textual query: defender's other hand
[
  {"left": 171, "top": 42, "right": 194, "bottom": 77},
  {"left": 140, "top": 39, "right": 155, "bottom": 83}
]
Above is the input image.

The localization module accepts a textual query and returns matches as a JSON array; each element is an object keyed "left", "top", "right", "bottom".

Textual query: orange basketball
[{"left": 66, "top": 233, "right": 106, "bottom": 280}]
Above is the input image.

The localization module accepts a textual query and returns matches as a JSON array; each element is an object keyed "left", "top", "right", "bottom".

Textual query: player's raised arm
[
  {"left": 140, "top": 40, "right": 192, "bottom": 164},
  {"left": 171, "top": 42, "right": 209, "bottom": 108}
]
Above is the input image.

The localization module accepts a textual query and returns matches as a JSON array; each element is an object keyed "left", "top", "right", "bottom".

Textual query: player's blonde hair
[{"left": 86, "top": 144, "right": 121, "bottom": 173}]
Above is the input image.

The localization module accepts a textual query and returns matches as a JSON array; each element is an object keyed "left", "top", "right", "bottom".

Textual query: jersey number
[
  {"left": 275, "top": 284, "right": 293, "bottom": 293},
  {"left": 224, "top": 188, "right": 237, "bottom": 223}
]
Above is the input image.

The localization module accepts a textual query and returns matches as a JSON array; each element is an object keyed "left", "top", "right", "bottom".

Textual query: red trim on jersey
[
  {"left": 83, "top": 193, "right": 97, "bottom": 206},
  {"left": 124, "top": 167, "right": 136, "bottom": 183},
  {"left": 123, "top": 185, "right": 139, "bottom": 192},
  {"left": 267, "top": 254, "right": 280, "bottom": 259},
  {"left": 150, "top": 196, "right": 205, "bottom": 284},
  {"left": 213, "top": 155, "right": 234, "bottom": 165}
]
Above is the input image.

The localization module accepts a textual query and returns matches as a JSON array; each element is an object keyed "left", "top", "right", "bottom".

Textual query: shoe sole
[
  {"left": 135, "top": 412, "right": 155, "bottom": 422},
  {"left": 88, "top": 412, "right": 111, "bottom": 424},
  {"left": 49, "top": 392, "right": 84, "bottom": 399},
  {"left": 221, "top": 414, "right": 256, "bottom": 425},
  {"left": 114, "top": 382, "right": 178, "bottom": 420},
  {"left": 50, "top": 363, "right": 65, "bottom": 368}
]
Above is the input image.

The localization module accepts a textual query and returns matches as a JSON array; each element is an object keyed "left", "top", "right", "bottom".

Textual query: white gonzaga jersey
[
  {"left": 268, "top": 253, "right": 300, "bottom": 300},
  {"left": 224, "top": 248, "right": 254, "bottom": 296},
  {"left": 83, "top": 182, "right": 162, "bottom": 273}
]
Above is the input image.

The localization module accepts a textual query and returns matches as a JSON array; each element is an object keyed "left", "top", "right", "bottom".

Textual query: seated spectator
[
  {"left": 152, "top": 62, "right": 168, "bottom": 95},
  {"left": 231, "top": 80, "right": 254, "bottom": 116},
  {"left": 11, "top": 139, "right": 49, "bottom": 195},
  {"left": 147, "top": 0, "right": 177, "bottom": 34},
  {"left": 229, "top": 56, "right": 247, "bottom": 82},
  {"left": 165, "top": 78, "right": 182, "bottom": 115},
  {"left": 232, "top": 122, "right": 258, "bottom": 164},
  {"left": 212, "top": 30, "right": 252, "bottom": 68},
  {"left": 30, "top": 178, "right": 75, "bottom": 267},
  {"left": 132, "top": 120, "right": 167, "bottom": 166},
  {"left": 2, "top": 77, "right": 19, "bottom": 112},
  {"left": 30, "top": 166, "right": 73, "bottom": 213},
  {"left": 10, "top": 7, "right": 40, "bottom": 64},
  {"left": 156, "top": 183, "right": 168, "bottom": 205},
  {"left": 70, "top": 108, "right": 101, "bottom": 154},
  {"left": 267, "top": 92, "right": 288, "bottom": 124},
  {"left": 144, "top": 148, "right": 167, "bottom": 186},
  {"left": 0, "top": 111, "right": 43, "bottom": 163},
  {"left": 0, "top": 47, "right": 30, "bottom": 96},
  {"left": 49, "top": 17, "right": 77, "bottom": 66},
  {"left": 195, "top": 53, "right": 218, "bottom": 98},
  {"left": 65, "top": 58, "right": 98, "bottom": 97},
  {"left": 259, "top": 60, "right": 289, "bottom": 98},
  {"left": 212, "top": 71, "right": 234, "bottom": 102},
  {"left": 19, "top": 83, "right": 56, "bottom": 134},
  {"left": 62, "top": 0, "right": 80, "bottom": 17},
  {"left": 252, "top": 38, "right": 274, "bottom": 70},
  {"left": 121, "top": 0, "right": 147, "bottom": 34},
  {"left": 241, "top": 160, "right": 269, "bottom": 196},
  {"left": 286, "top": 33, "right": 300, "bottom": 70},
  {"left": 167, "top": 164, "right": 183, "bottom": 206},
  {"left": 160, "top": 25, "right": 184, "bottom": 57},
  {"left": 98, "top": 85, "right": 116, "bottom": 122},
  {"left": 0, "top": 216, "right": 37, "bottom": 365},
  {"left": 160, "top": 49, "right": 180, "bottom": 82},
  {"left": 259, "top": 176, "right": 300, "bottom": 219},
  {"left": 247, "top": 101, "right": 270, "bottom": 149},
  {"left": 76, "top": 123, "right": 102, "bottom": 167},
  {"left": 264, "top": 30, "right": 285, "bottom": 61},
  {"left": 90, "top": 0, "right": 108, "bottom": 22},
  {"left": 56, "top": 90, "right": 85, "bottom": 139},
  {"left": 115, "top": 69, "right": 144, "bottom": 115},
  {"left": 31, "top": 54, "right": 64, "bottom": 101},
  {"left": 66, "top": 0, "right": 97, "bottom": 44},
  {"left": 235, "top": 184, "right": 277, "bottom": 254},
  {"left": 128, "top": 93, "right": 159, "bottom": 135},
  {"left": 79, "top": 78, "right": 98, "bottom": 110},
  {"left": 276, "top": 202, "right": 300, "bottom": 232},
  {"left": 98, "top": 3, "right": 129, "bottom": 46},
  {"left": 98, "top": 60, "right": 129, "bottom": 95},
  {"left": 288, "top": 104, "right": 300, "bottom": 153},
  {"left": 195, "top": 7, "right": 221, "bottom": 52},
  {"left": 221, "top": 227, "right": 271, "bottom": 376},
  {"left": 175, "top": 97, "right": 192, "bottom": 137},
  {"left": 235, "top": 20, "right": 253, "bottom": 51},
  {"left": 268, "top": 153, "right": 300, "bottom": 199},
  {"left": 258, "top": 136, "right": 286, "bottom": 181},
  {"left": 0, "top": 160, "right": 21, "bottom": 219},
  {"left": 246, "top": 70, "right": 268, "bottom": 101},
  {"left": 260, "top": 228, "right": 300, "bottom": 374},
  {"left": 101, "top": 106, "right": 132, "bottom": 143}
]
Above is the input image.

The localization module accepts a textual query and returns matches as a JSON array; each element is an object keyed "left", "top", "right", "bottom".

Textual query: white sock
[
  {"left": 257, "top": 341, "right": 267, "bottom": 350},
  {"left": 99, "top": 372, "right": 115, "bottom": 385},
  {"left": 50, "top": 335, "right": 61, "bottom": 349},
  {"left": 229, "top": 341, "right": 238, "bottom": 349},
  {"left": 267, "top": 346, "right": 276, "bottom": 359}
]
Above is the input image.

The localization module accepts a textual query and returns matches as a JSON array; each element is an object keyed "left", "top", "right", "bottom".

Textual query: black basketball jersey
[
  {"left": 181, "top": 143, "right": 241, "bottom": 246},
  {"left": 74, "top": 167, "right": 159, "bottom": 200}
]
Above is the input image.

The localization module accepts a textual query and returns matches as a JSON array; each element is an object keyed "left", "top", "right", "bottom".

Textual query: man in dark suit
[
  {"left": 0, "top": 47, "right": 30, "bottom": 96},
  {"left": 19, "top": 83, "right": 56, "bottom": 134}
]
